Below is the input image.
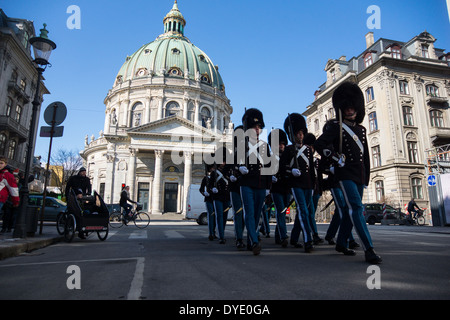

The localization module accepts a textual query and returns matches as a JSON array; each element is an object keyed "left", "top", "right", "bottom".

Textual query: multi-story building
[
  {"left": 81, "top": 1, "right": 233, "bottom": 214},
  {"left": 303, "top": 31, "right": 450, "bottom": 212},
  {"left": 0, "top": 9, "right": 49, "bottom": 181}
]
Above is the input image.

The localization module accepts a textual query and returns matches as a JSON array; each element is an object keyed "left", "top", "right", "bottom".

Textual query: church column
[
  {"left": 193, "top": 99, "right": 200, "bottom": 126},
  {"left": 126, "top": 148, "right": 137, "bottom": 200},
  {"left": 183, "top": 97, "right": 189, "bottom": 119},
  {"left": 157, "top": 96, "right": 164, "bottom": 120},
  {"left": 151, "top": 149, "right": 164, "bottom": 214},
  {"left": 183, "top": 151, "right": 192, "bottom": 215}
]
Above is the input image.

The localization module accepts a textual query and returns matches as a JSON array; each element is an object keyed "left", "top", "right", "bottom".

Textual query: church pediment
[{"left": 127, "top": 115, "right": 218, "bottom": 139}]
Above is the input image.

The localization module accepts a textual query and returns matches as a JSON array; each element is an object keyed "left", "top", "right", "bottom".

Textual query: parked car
[
  {"left": 106, "top": 203, "right": 121, "bottom": 214},
  {"left": 28, "top": 195, "right": 67, "bottom": 222},
  {"left": 363, "top": 203, "right": 399, "bottom": 225}
]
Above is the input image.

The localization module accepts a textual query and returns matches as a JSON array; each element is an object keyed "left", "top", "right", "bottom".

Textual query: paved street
[{"left": 0, "top": 219, "right": 449, "bottom": 305}]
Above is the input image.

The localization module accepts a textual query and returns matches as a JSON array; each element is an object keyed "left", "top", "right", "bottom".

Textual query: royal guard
[
  {"left": 200, "top": 161, "right": 216, "bottom": 241},
  {"left": 268, "top": 128, "right": 292, "bottom": 247},
  {"left": 280, "top": 113, "right": 316, "bottom": 253},
  {"left": 315, "top": 81, "right": 382, "bottom": 264},
  {"left": 239, "top": 108, "right": 271, "bottom": 255}
]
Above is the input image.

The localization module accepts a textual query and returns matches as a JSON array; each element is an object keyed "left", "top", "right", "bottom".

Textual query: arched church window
[
  {"left": 131, "top": 102, "right": 144, "bottom": 127},
  {"left": 165, "top": 101, "right": 180, "bottom": 117},
  {"left": 200, "top": 107, "right": 212, "bottom": 128},
  {"left": 187, "top": 103, "right": 195, "bottom": 122}
]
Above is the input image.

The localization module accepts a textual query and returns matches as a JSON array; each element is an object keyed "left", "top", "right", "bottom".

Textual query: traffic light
[{"left": 121, "top": 183, "right": 126, "bottom": 189}]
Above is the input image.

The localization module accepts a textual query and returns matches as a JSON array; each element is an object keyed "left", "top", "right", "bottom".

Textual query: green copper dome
[{"left": 114, "top": 1, "right": 225, "bottom": 92}]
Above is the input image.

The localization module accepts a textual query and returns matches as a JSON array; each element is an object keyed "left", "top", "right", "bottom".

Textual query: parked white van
[{"left": 186, "top": 184, "right": 234, "bottom": 225}]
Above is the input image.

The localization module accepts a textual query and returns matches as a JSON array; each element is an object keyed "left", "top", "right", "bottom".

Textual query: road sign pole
[{"left": 40, "top": 104, "right": 57, "bottom": 234}]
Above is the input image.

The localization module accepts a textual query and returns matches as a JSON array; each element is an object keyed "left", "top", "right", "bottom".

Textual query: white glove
[
  {"left": 338, "top": 155, "right": 345, "bottom": 167},
  {"left": 329, "top": 166, "right": 335, "bottom": 175},
  {"left": 292, "top": 168, "right": 301, "bottom": 177},
  {"left": 230, "top": 175, "right": 237, "bottom": 182},
  {"left": 212, "top": 187, "right": 218, "bottom": 194},
  {"left": 239, "top": 166, "right": 249, "bottom": 175},
  {"left": 272, "top": 176, "right": 278, "bottom": 183},
  {"left": 204, "top": 191, "right": 210, "bottom": 197}
]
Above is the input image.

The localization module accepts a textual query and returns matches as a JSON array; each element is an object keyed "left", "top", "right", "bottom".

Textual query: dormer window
[
  {"left": 391, "top": 46, "right": 402, "bottom": 59},
  {"left": 421, "top": 44, "right": 429, "bottom": 58},
  {"left": 200, "top": 73, "right": 211, "bottom": 84},
  {"left": 168, "top": 67, "right": 183, "bottom": 77},
  {"left": 198, "top": 55, "right": 206, "bottom": 62},
  {"left": 144, "top": 49, "right": 152, "bottom": 55},
  {"left": 364, "top": 52, "right": 373, "bottom": 68},
  {"left": 172, "top": 48, "right": 180, "bottom": 55}
]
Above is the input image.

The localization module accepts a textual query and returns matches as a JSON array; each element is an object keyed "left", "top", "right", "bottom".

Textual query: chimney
[{"left": 365, "top": 32, "right": 374, "bottom": 49}]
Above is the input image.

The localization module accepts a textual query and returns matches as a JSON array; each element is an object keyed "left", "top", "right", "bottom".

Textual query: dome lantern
[{"left": 163, "top": 0, "right": 186, "bottom": 38}]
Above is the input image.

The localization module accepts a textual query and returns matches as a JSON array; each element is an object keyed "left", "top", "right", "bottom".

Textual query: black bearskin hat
[
  {"left": 332, "top": 81, "right": 365, "bottom": 124},
  {"left": 303, "top": 133, "right": 316, "bottom": 146},
  {"left": 242, "top": 108, "right": 265, "bottom": 130},
  {"left": 268, "top": 128, "right": 288, "bottom": 148},
  {"left": 283, "top": 113, "right": 307, "bottom": 143}
]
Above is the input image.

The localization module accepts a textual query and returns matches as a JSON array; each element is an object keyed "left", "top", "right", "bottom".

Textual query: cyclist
[
  {"left": 407, "top": 198, "right": 421, "bottom": 220},
  {"left": 120, "top": 186, "right": 136, "bottom": 224}
]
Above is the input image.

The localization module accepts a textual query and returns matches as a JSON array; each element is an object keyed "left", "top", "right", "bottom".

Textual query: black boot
[
  {"left": 335, "top": 244, "right": 356, "bottom": 256},
  {"left": 365, "top": 248, "right": 382, "bottom": 264}
]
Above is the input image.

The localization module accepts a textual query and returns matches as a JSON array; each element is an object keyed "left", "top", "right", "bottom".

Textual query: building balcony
[
  {"left": 429, "top": 126, "right": 450, "bottom": 145},
  {"left": 8, "top": 81, "right": 31, "bottom": 104},
  {"left": 0, "top": 115, "right": 28, "bottom": 143}
]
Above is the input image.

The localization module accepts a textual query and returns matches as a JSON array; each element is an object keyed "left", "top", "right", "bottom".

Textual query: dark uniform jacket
[
  {"left": 279, "top": 144, "right": 315, "bottom": 189},
  {"left": 207, "top": 167, "right": 230, "bottom": 202},
  {"left": 270, "top": 153, "right": 290, "bottom": 195},
  {"left": 238, "top": 137, "right": 272, "bottom": 190},
  {"left": 314, "top": 119, "right": 370, "bottom": 186},
  {"left": 199, "top": 175, "right": 213, "bottom": 203}
]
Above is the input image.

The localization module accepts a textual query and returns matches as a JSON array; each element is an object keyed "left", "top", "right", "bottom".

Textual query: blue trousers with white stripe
[
  {"left": 326, "top": 187, "right": 355, "bottom": 242},
  {"left": 290, "top": 188, "right": 313, "bottom": 244},
  {"left": 240, "top": 186, "right": 265, "bottom": 246},
  {"left": 230, "top": 191, "right": 245, "bottom": 241},
  {"left": 337, "top": 180, "right": 373, "bottom": 250},
  {"left": 272, "top": 192, "right": 291, "bottom": 242}
]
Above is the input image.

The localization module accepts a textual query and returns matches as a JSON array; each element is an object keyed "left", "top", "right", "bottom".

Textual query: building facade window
[
  {"left": 365, "top": 87, "right": 375, "bottom": 102},
  {"left": 368, "top": 112, "right": 378, "bottom": 132},
  {"left": 372, "top": 145, "right": 381, "bottom": 167},
  {"left": 399, "top": 80, "right": 409, "bottom": 95},
  {"left": 364, "top": 52, "right": 373, "bottom": 68},
  {"left": 314, "top": 119, "right": 319, "bottom": 132},
  {"left": 391, "top": 46, "right": 402, "bottom": 59},
  {"left": 421, "top": 44, "right": 429, "bottom": 58},
  {"left": 375, "top": 180, "right": 384, "bottom": 201},
  {"left": 429, "top": 110, "right": 444, "bottom": 127},
  {"left": 7, "top": 140, "right": 16, "bottom": 160},
  {"left": 327, "top": 108, "right": 335, "bottom": 120},
  {"left": 426, "top": 84, "right": 439, "bottom": 97},
  {"left": 407, "top": 141, "right": 419, "bottom": 163},
  {"left": 5, "top": 97, "right": 13, "bottom": 117},
  {"left": 402, "top": 106, "right": 414, "bottom": 126},
  {"left": 411, "top": 177, "right": 423, "bottom": 199},
  {"left": 131, "top": 102, "right": 144, "bottom": 126},
  {"left": 14, "top": 105, "right": 22, "bottom": 123},
  {"left": 0, "top": 133, "right": 6, "bottom": 155},
  {"left": 165, "top": 101, "right": 180, "bottom": 118}
]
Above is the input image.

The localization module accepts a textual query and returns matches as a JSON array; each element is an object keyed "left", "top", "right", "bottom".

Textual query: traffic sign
[
  {"left": 40, "top": 126, "right": 64, "bottom": 137},
  {"left": 44, "top": 101, "right": 67, "bottom": 126},
  {"left": 427, "top": 175, "right": 436, "bottom": 187}
]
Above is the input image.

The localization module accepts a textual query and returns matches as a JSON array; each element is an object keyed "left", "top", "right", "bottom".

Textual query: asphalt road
[{"left": 0, "top": 219, "right": 449, "bottom": 305}]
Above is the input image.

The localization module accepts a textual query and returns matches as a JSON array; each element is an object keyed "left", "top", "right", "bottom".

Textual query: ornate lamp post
[{"left": 13, "top": 24, "right": 56, "bottom": 238}]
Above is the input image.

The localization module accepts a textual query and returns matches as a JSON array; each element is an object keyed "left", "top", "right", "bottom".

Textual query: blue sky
[{"left": 1, "top": 0, "right": 449, "bottom": 160}]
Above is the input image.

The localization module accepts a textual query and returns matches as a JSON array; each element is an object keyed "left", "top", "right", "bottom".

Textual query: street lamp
[{"left": 13, "top": 24, "right": 56, "bottom": 238}]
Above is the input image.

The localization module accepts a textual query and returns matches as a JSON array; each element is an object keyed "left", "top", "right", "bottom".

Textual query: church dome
[{"left": 114, "top": 1, "right": 225, "bottom": 92}]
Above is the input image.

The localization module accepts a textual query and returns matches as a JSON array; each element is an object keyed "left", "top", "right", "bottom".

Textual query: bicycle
[
  {"left": 109, "top": 203, "right": 150, "bottom": 229},
  {"left": 412, "top": 209, "right": 426, "bottom": 226}
]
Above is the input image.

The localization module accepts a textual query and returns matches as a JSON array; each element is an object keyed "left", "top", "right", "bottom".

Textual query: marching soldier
[
  {"left": 208, "top": 147, "right": 231, "bottom": 244},
  {"left": 303, "top": 133, "right": 324, "bottom": 245},
  {"left": 280, "top": 113, "right": 316, "bottom": 253},
  {"left": 239, "top": 108, "right": 271, "bottom": 255},
  {"left": 268, "top": 128, "right": 292, "bottom": 247},
  {"left": 315, "top": 81, "right": 382, "bottom": 264},
  {"left": 200, "top": 163, "right": 216, "bottom": 241},
  {"left": 228, "top": 125, "right": 246, "bottom": 250}
]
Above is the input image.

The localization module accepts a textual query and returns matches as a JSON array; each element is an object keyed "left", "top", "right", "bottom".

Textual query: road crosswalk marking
[
  {"left": 164, "top": 230, "right": 185, "bottom": 239},
  {"left": 129, "top": 230, "right": 148, "bottom": 239}
]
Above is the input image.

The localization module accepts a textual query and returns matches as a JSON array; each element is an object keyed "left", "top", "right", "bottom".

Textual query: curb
[{"left": 0, "top": 236, "right": 63, "bottom": 260}]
